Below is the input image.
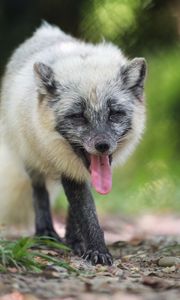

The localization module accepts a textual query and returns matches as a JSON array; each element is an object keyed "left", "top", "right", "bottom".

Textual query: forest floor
[{"left": 0, "top": 214, "right": 180, "bottom": 300}]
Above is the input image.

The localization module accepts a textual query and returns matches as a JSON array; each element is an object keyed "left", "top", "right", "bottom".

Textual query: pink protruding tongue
[{"left": 90, "top": 155, "right": 112, "bottom": 195}]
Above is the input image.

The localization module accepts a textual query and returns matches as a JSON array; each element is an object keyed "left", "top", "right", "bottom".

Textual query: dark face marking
[{"left": 55, "top": 96, "right": 133, "bottom": 169}]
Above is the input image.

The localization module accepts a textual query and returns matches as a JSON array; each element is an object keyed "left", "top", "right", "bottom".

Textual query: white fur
[{"left": 0, "top": 23, "right": 145, "bottom": 229}]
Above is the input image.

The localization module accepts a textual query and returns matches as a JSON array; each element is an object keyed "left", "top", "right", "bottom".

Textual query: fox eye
[
  {"left": 70, "top": 112, "right": 84, "bottom": 119},
  {"left": 67, "top": 112, "right": 88, "bottom": 124},
  {"left": 109, "top": 110, "right": 126, "bottom": 122}
]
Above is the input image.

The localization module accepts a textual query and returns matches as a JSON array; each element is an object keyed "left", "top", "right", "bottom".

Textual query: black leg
[
  {"left": 62, "top": 176, "right": 113, "bottom": 265},
  {"left": 33, "top": 182, "right": 62, "bottom": 242},
  {"left": 66, "top": 207, "right": 85, "bottom": 256}
]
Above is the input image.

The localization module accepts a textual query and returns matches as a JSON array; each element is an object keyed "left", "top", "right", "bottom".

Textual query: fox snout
[
  {"left": 84, "top": 135, "right": 117, "bottom": 155},
  {"left": 95, "top": 142, "right": 110, "bottom": 153}
]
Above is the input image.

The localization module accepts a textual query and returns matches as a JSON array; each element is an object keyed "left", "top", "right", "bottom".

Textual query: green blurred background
[{"left": 0, "top": 0, "right": 180, "bottom": 214}]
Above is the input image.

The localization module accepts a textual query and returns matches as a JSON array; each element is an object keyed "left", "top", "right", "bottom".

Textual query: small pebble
[
  {"left": 162, "top": 266, "right": 176, "bottom": 273},
  {"left": 158, "top": 257, "right": 180, "bottom": 267}
]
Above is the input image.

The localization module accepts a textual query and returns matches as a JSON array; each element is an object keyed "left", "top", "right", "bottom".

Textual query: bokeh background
[{"left": 0, "top": 0, "right": 180, "bottom": 215}]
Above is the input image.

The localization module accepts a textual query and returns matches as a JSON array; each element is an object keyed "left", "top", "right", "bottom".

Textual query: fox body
[{"left": 0, "top": 23, "right": 146, "bottom": 265}]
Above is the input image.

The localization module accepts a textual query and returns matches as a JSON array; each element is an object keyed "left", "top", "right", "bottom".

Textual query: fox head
[{"left": 33, "top": 51, "right": 147, "bottom": 193}]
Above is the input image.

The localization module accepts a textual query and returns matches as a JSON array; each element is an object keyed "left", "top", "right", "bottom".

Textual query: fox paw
[{"left": 82, "top": 249, "right": 113, "bottom": 266}]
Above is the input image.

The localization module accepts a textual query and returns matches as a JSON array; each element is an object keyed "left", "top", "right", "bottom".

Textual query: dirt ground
[{"left": 0, "top": 214, "right": 180, "bottom": 300}]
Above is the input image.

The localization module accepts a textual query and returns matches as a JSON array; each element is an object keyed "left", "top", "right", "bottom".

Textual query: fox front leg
[
  {"left": 65, "top": 207, "right": 85, "bottom": 256},
  {"left": 33, "top": 181, "right": 63, "bottom": 242},
  {"left": 62, "top": 176, "right": 113, "bottom": 265}
]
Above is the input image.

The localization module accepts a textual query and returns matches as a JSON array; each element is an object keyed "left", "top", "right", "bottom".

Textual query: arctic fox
[{"left": 0, "top": 23, "right": 146, "bottom": 265}]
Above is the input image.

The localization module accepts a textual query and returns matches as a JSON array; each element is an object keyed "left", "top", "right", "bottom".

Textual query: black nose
[{"left": 95, "top": 142, "right": 110, "bottom": 153}]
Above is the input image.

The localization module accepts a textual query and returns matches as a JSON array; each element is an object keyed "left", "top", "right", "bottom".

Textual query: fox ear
[
  {"left": 121, "top": 58, "right": 147, "bottom": 99},
  {"left": 33, "top": 62, "right": 57, "bottom": 96}
]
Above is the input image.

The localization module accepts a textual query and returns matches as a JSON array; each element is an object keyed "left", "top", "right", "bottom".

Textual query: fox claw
[{"left": 82, "top": 249, "right": 113, "bottom": 266}]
